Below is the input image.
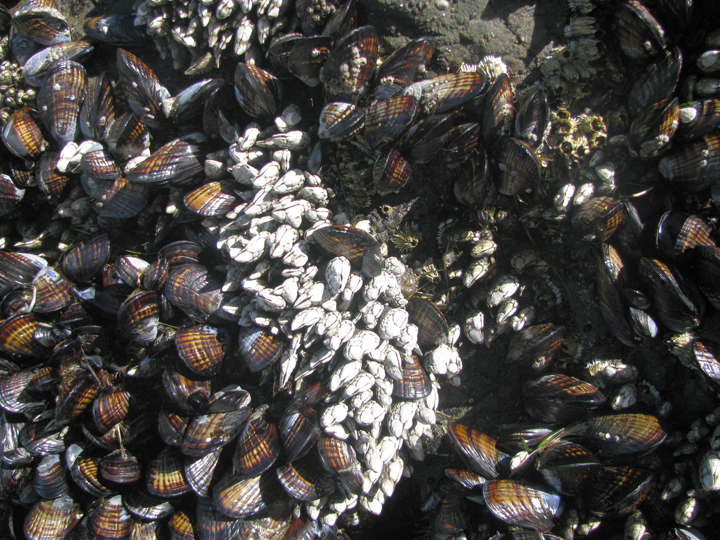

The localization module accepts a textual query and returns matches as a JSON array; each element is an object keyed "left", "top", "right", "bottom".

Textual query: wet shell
[
  {"left": 181, "top": 408, "right": 250, "bottom": 457},
  {"left": 185, "top": 448, "right": 221, "bottom": 497},
  {"left": 80, "top": 147, "right": 121, "bottom": 180},
  {"left": 404, "top": 114, "right": 454, "bottom": 163},
  {"left": 320, "top": 25, "right": 379, "bottom": 103},
  {"left": 535, "top": 440, "right": 600, "bottom": 496},
  {"left": 89, "top": 494, "right": 131, "bottom": 539},
  {"left": 36, "top": 151, "right": 68, "bottom": 204},
  {"left": 616, "top": 0, "right": 667, "bottom": 62},
  {"left": 442, "top": 122, "right": 479, "bottom": 169},
  {"left": 55, "top": 372, "right": 99, "bottom": 425},
  {"left": 233, "top": 410, "right": 280, "bottom": 479},
  {"left": 116, "top": 48, "right": 170, "bottom": 128},
  {"left": 506, "top": 323, "right": 566, "bottom": 371},
  {"left": 393, "top": 354, "right": 432, "bottom": 400},
  {"left": 658, "top": 135, "right": 720, "bottom": 192},
  {"left": 124, "top": 487, "right": 174, "bottom": 520},
  {"left": 373, "top": 148, "right": 412, "bottom": 195},
  {"left": 36, "top": 60, "right": 87, "bottom": 146},
  {"left": 483, "top": 479, "right": 563, "bottom": 532},
  {"left": 92, "top": 389, "right": 131, "bottom": 434},
  {"left": 0, "top": 173, "right": 24, "bottom": 216},
  {"left": 628, "top": 97, "right": 679, "bottom": 158},
  {"left": 234, "top": 63, "right": 283, "bottom": 119},
  {"left": 106, "top": 112, "right": 150, "bottom": 162},
  {"left": 676, "top": 98, "right": 720, "bottom": 142},
  {"left": 454, "top": 149, "right": 495, "bottom": 209},
  {"left": 311, "top": 225, "right": 383, "bottom": 278},
  {"left": 66, "top": 446, "right": 109, "bottom": 497},
  {"left": 83, "top": 14, "right": 148, "bottom": 46},
  {"left": 406, "top": 297, "right": 448, "bottom": 348},
  {"left": 482, "top": 73, "right": 515, "bottom": 145},
  {"left": 279, "top": 405, "right": 320, "bottom": 463},
  {"left": 100, "top": 449, "right": 142, "bottom": 484},
  {"left": 572, "top": 196, "right": 624, "bottom": 241},
  {"left": 32, "top": 267, "right": 72, "bottom": 314},
  {"left": 34, "top": 453, "right": 69, "bottom": 499},
  {"left": 585, "top": 465, "right": 653, "bottom": 515},
  {"left": 266, "top": 33, "right": 305, "bottom": 74},
  {"left": 364, "top": 95, "right": 419, "bottom": 149},
  {"left": 523, "top": 374, "right": 606, "bottom": 424},
  {"left": 147, "top": 447, "right": 191, "bottom": 497},
  {"left": 12, "top": 1, "right": 71, "bottom": 46},
  {"left": 175, "top": 325, "right": 227, "bottom": 376},
  {"left": 167, "top": 79, "right": 223, "bottom": 127},
  {"left": 694, "top": 246, "right": 720, "bottom": 310},
  {"left": 287, "top": 36, "right": 332, "bottom": 87},
  {"left": 24, "top": 496, "right": 82, "bottom": 540},
  {"left": 23, "top": 40, "right": 93, "bottom": 87},
  {"left": 117, "top": 290, "right": 159, "bottom": 345},
  {"left": 277, "top": 457, "right": 333, "bottom": 501},
  {"left": 184, "top": 181, "right": 238, "bottom": 217},
  {"left": 162, "top": 369, "right": 211, "bottom": 414},
  {"left": 514, "top": 88, "right": 550, "bottom": 149},
  {"left": 168, "top": 510, "right": 195, "bottom": 540},
  {"left": 164, "top": 264, "right": 225, "bottom": 322},
  {"left": 317, "top": 434, "right": 356, "bottom": 473},
  {"left": 2, "top": 107, "right": 47, "bottom": 159},
  {"left": 158, "top": 407, "right": 189, "bottom": 448},
  {"left": 237, "top": 326, "right": 284, "bottom": 373},
  {"left": 0, "top": 367, "right": 46, "bottom": 414},
  {"left": 126, "top": 137, "right": 204, "bottom": 186},
  {"left": 61, "top": 230, "right": 110, "bottom": 283},
  {"left": 213, "top": 471, "right": 280, "bottom": 519},
  {"left": 318, "top": 101, "right": 365, "bottom": 141},
  {"left": 375, "top": 36, "right": 436, "bottom": 88},
  {"left": 404, "top": 72, "right": 487, "bottom": 115},
  {"left": 0, "top": 313, "right": 51, "bottom": 357},
  {"left": 628, "top": 48, "right": 682, "bottom": 116},
  {"left": 656, "top": 212, "right": 715, "bottom": 260},
  {"left": 492, "top": 137, "right": 541, "bottom": 196},
  {"left": 83, "top": 176, "right": 149, "bottom": 219},
  {"left": 447, "top": 423, "right": 506, "bottom": 479},
  {"left": 158, "top": 241, "right": 202, "bottom": 270},
  {"left": 567, "top": 413, "right": 666, "bottom": 457},
  {"left": 80, "top": 73, "right": 115, "bottom": 142}
]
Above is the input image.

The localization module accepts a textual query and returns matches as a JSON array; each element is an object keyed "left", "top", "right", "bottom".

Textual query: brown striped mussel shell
[
  {"left": 492, "top": 137, "right": 541, "bottom": 196},
  {"left": 483, "top": 479, "right": 563, "bottom": 532},
  {"left": 36, "top": 60, "right": 87, "bottom": 146},
  {"left": 375, "top": 36, "right": 436, "bottom": 89},
  {"left": 320, "top": 25, "right": 378, "bottom": 103},
  {"left": 183, "top": 181, "right": 238, "bottom": 217},
  {"left": 126, "top": 136, "right": 204, "bottom": 186},
  {"left": 392, "top": 354, "right": 431, "bottom": 401},
  {"left": 506, "top": 323, "right": 566, "bottom": 371},
  {"left": 311, "top": 225, "right": 383, "bottom": 277},
  {"left": 571, "top": 196, "right": 625, "bottom": 241},
  {"left": 60, "top": 229, "right": 110, "bottom": 283},
  {"left": 24, "top": 496, "right": 82, "bottom": 540},
  {"left": 403, "top": 71, "right": 487, "bottom": 116},
  {"left": 658, "top": 134, "right": 720, "bottom": 191},
  {"left": 116, "top": 48, "right": 170, "bottom": 128},
  {"left": 146, "top": 446, "right": 191, "bottom": 497},
  {"left": 233, "top": 408, "right": 280, "bottom": 479},
  {"left": 523, "top": 373, "right": 606, "bottom": 424},
  {"left": 234, "top": 63, "right": 283, "bottom": 119},
  {"left": 2, "top": 107, "right": 47, "bottom": 159},
  {"left": 372, "top": 147, "right": 412, "bottom": 195},
  {"left": 175, "top": 324, "right": 227, "bottom": 376},
  {"left": 447, "top": 423, "right": 507, "bottom": 479},
  {"left": 318, "top": 101, "right": 365, "bottom": 142},
  {"left": 364, "top": 95, "right": 419, "bottom": 149},
  {"left": 616, "top": 0, "right": 667, "bottom": 62}
]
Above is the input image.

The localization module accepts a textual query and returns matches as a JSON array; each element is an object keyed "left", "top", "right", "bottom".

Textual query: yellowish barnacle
[
  {"left": 420, "top": 261, "right": 441, "bottom": 283},
  {"left": 391, "top": 223, "right": 422, "bottom": 252}
]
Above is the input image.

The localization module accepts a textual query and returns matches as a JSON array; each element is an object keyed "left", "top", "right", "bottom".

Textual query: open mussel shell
[
  {"left": 404, "top": 71, "right": 487, "bottom": 115},
  {"left": 287, "top": 36, "right": 332, "bottom": 87},
  {"left": 37, "top": 60, "right": 87, "bottom": 146},
  {"left": 24, "top": 496, "right": 82, "bottom": 540},
  {"left": 406, "top": 297, "right": 448, "bottom": 348},
  {"left": 176, "top": 325, "right": 227, "bottom": 376},
  {"left": 584, "top": 465, "right": 653, "bottom": 515},
  {"left": 127, "top": 136, "right": 204, "bottom": 187},
  {"left": 311, "top": 225, "right": 383, "bottom": 278},
  {"left": 483, "top": 479, "right": 563, "bottom": 532},
  {"left": 181, "top": 408, "right": 250, "bottom": 457},
  {"left": 100, "top": 449, "right": 142, "bottom": 484},
  {"left": 60, "top": 229, "right": 110, "bottom": 283},
  {"left": 639, "top": 257, "right": 704, "bottom": 332},
  {"left": 34, "top": 453, "right": 69, "bottom": 499},
  {"left": 213, "top": 471, "right": 282, "bottom": 519},
  {"left": 234, "top": 63, "right": 283, "bottom": 119},
  {"left": 165, "top": 264, "right": 226, "bottom": 322},
  {"left": 116, "top": 48, "right": 170, "bottom": 128},
  {"left": 318, "top": 101, "right": 365, "bottom": 141},
  {"left": 237, "top": 326, "right": 284, "bottom": 373},
  {"left": 628, "top": 48, "right": 682, "bottom": 116},
  {"left": 565, "top": 413, "right": 666, "bottom": 457},
  {"left": 492, "top": 137, "right": 540, "bottom": 196},
  {"left": 447, "top": 423, "right": 507, "bottom": 479},
  {"left": 482, "top": 73, "right": 515, "bottom": 145},
  {"left": 2, "top": 107, "right": 47, "bottom": 159},
  {"left": 375, "top": 36, "right": 436, "bottom": 89},
  {"left": 628, "top": 97, "right": 679, "bottom": 158},
  {"left": 89, "top": 494, "right": 131, "bottom": 538},
  {"left": 233, "top": 409, "right": 280, "bottom": 479},
  {"left": 373, "top": 148, "right": 412, "bottom": 195},
  {"left": 393, "top": 354, "right": 431, "bottom": 400},
  {"left": 506, "top": 323, "right": 565, "bottom": 371},
  {"left": 146, "top": 446, "right": 191, "bottom": 497},
  {"left": 523, "top": 374, "right": 606, "bottom": 424},
  {"left": 80, "top": 73, "right": 115, "bottom": 142},
  {"left": 616, "top": 0, "right": 667, "bottom": 62},
  {"left": 658, "top": 135, "right": 720, "bottom": 191},
  {"left": 572, "top": 196, "right": 624, "bottom": 241},
  {"left": 12, "top": 0, "right": 71, "bottom": 46},
  {"left": 321, "top": 25, "right": 378, "bottom": 103},
  {"left": 184, "top": 181, "right": 238, "bottom": 217},
  {"left": 117, "top": 290, "right": 159, "bottom": 345},
  {"left": 656, "top": 212, "right": 715, "bottom": 260},
  {"left": 106, "top": 112, "right": 150, "bottom": 162},
  {"left": 535, "top": 439, "right": 600, "bottom": 496},
  {"left": 280, "top": 405, "right": 320, "bottom": 463},
  {"left": 364, "top": 95, "right": 419, "bottom": 149}
]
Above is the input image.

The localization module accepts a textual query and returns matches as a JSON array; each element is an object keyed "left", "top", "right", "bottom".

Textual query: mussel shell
[
  {"left": 447, "top": 423, "right": 506, "bottom": 479},
  {"left": 442, "top": 122, "right": 479, "bottom": 168},
  {"left": 20, "top": 419, "right": 68, "bottom": 455},
  {"left": 0, "top": 313, "right": 51, "bottom": 357},
  {"left": 185, "top": 448, "right": 222, "bottom": 497},
  {"left": 318, "top": 101, "right": 365, "bottom": 141},
  {"left": 80, "top": 73, "right": 115, "bottom": 142},
  {"left": 692, "top": 339, "right": 720, "bottom": 384},
  {"left": 2, "top": 107, "right": 47, "bottom": 159},
  {"left": 24, "top": 496, "right": 82, "bottom": 540},
  {"left": 89, "top": 494, "right": 131, "bottom": 539},
  {"left": 597, "top": 243, "right": 636, "bottom": 347},
  {"left": 0, "top": 366, "right": 46, "bottom": 414},
  {"left": 233, "top": 410, "right": 280, "bottom": 479},
  {"left": 404, "top": 71, "right": 487, "bottom": 115},
  {"left": 162, "top": 369, "right": 211, "bottom": 414},
  {"left": 181, "top": 409, "right": 250, "bottom": 457},
  {"left": 523, "top": 374, "right": 606, "bottom": 424},
  {"left": 158, "top": 240, "right": 202, "bottom": 270},
  {"left": 35, "top": 151, "right": 68, "bottom": 204},
  {"left": 317, "top": 434, "right": 356, "bottom": 473},
  {"left": 106, "top": 112, "right": 150, "bottom": 161},
  {"left": 628, "top": 97, "right": 679, "bottom": 158},
  {"left": 506, "top": 323, "right": 565, "bottom": 371},
  {"left": 195, "top": 495, "right": 243, "bottom": 538},
  {"left": 92, "top": 389, "right": 131, "bottom": 434},
  {"left": 158, "top": 407, "right": 189, "bottom": 448},
  {"left": 288, "top": 36, "right": 332, "bottom": 87},
  {"left": 80, "top": 147, "right": 121, "bottom": 180},
  {"left": 34, "top": 453, "right": 69, "bottom": 499},
  {"left": 483, "top": 479, "right": 563, "bottom": 532},
  {"left": 67, "top": 447, "right": 109, "bottom": 497},
  {"left": 572, "top": 196, "right": 624, "bottom": 241},
  {"left": 406, "top": 297, "right": 448, "bottom": 348},
  {"left": 126, "top": 137, "right": 204, "bottom": 186},
  {"left": 23, "top": 40, "right": 93, "bottom": 87},
  {"left": 492, "top": 137, "right": 541, "bottom": 196},
  {"left": 167, "top": 79, "right": 224, "bottom": 128},
  {"left": 213, "top": 471, "right": 282, "bottom": 519},
  {"left": 514, "top": 88, "right": 550, "bottom": 148},
  {"left": 184, "top": 181, "right": 237, "bottom": 216},
  {"left": 276, "top": 456, "right": 334, "bottom": 501},
  {"left": 55, "top": 372, "right": 99, "bottom": 425},
  {"left": 628, "top": 48, "right": 682, "bottom": 116},
  {"left": 320, "top": 25, "right": 378, "bottom": 103},
  {"left": 372, "top": 147, "right": 412, "bottom": 195},
  {"left": 677, "top": 98, "right": 720, "bottom": 142},
  {"left": 237, "top": 326, "right": 284, "bottom": 373},
  {"left": 311, "top": 225, "right": 383, "bottom": 278},
  {"left": 535, "top": 440, "right": 600, "bottom": 496},
  {"left": 12, "top": 3, "right": 71, "bottom": 46},
  {"left": 656, "top": 212, "right": 715, "bottom": 260},
  {"left": 100, "top": 449, "right": 142, "bottom": 484},
  {"left": 444, "top": 468, "right": 487, "bottom": 491},
  {"left": 616, "top": 0, "right": 667, "bottom": 62},
  {"left": 147, "top": 447, "right": 191, "bottom": 497},
  {"left": 481, "top": 73, "right": 515, "bottom": 145},
  {"left": 584, "top": 465, "right": 653, "bottom": 515},
  {"left": 567, "top": 413, "right": 666, "bottom": 457},
  {"left": 392, "top": 354, "right": 431, "bottom": 400},
  {"left": 694, "top": 245, "right": 720, "bottom": 309},
  {"left": 0, "top": 173, "right": 24, "bottom": 216},
  {"left": 266, "top": 33, "right": 305, "bottom": 74},
  {"left": 116, "top": 48, "right": 170, "bottom": 128},
  {"left": 364, "top": 95, "right": 419, "bottom": 149},
  {"left": 164, "top": 264, "right": 225, "bottom": 322},
  {"left": 234, "top": 63, "right": 283, "bottom": 119},
  {"left": 279, "top": 405, "right": 320, "bottom": 463},
  {"left": 375, "top": 36, "right": 436, "bottom": 88},
  {"left": 32, "top": 266, "right": 72, "bottom": 313},
  {"left": 124, "top": 487, "right": 174, "bottom": 520},
  {"left": 37, "top": 59, "right": 87, "bottom": 146},
  {"left": 658, "top": 135, "right": 720, "bottom": 191},
  {"left": 117, "top": 290, "right": 159, "bottom": 345},
  {"left": 61, "top": 230, "right": 110, "bottom": 283},
  {"left": 454, "top": 149, "right": 496, "bottom": 209},
  {"left": 168, "top": 510, "right": 196, "bottom": 540},
  {"left": 175, "top": 325, "right": 227, "bottom": 376},
  {"left": 321, "top": 0, "right": 358, "bottom": 39},
  {"left": 404, "top": 114, "right": 454, "bottom": 163},
  {"left": 84, "top": 14, "right": 149, "bottom": 46},
  {"left": 638, "top": 257, "right": 703, "bottom": 332}
]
